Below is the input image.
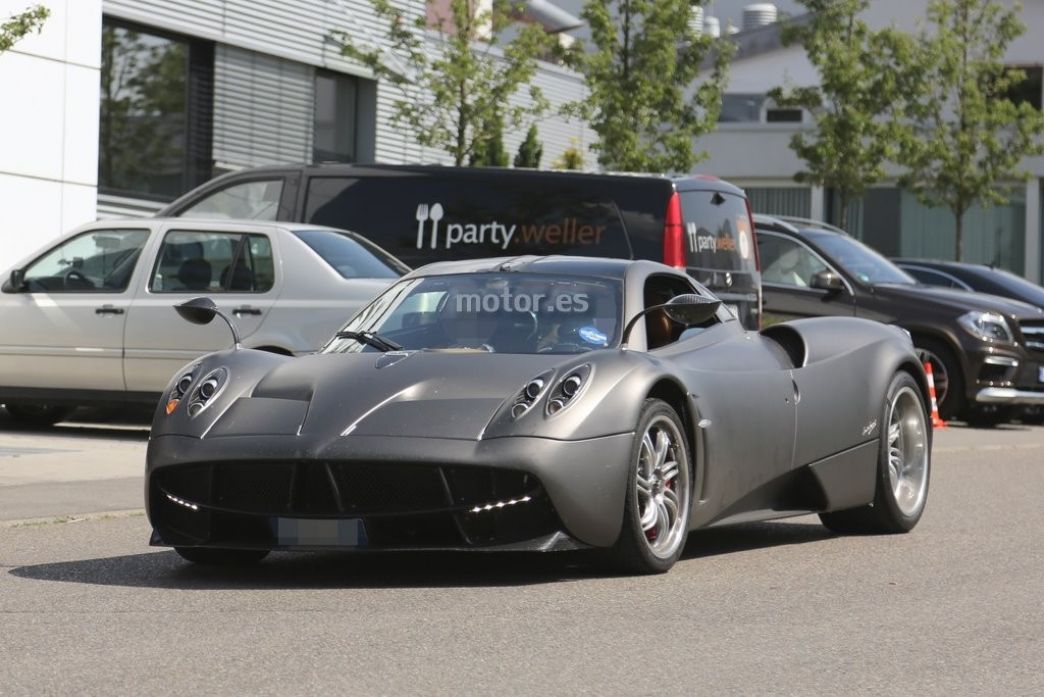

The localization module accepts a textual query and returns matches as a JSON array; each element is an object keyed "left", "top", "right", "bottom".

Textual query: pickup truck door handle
[
  {"left": 232, "top": 306, "right": 262, "bottom": 316},
  {"left": 95, "top": 305, "right": 125, "bottom": 315}
]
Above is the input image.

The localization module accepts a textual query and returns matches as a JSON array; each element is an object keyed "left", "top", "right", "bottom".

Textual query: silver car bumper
[{"left": 975, "top": 387, "right": 1044, "bottom": 405}]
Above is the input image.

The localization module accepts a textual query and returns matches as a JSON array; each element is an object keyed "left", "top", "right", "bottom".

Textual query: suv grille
[{"left": 1020, "top": 321, "right": 1044, "bottom": 353}]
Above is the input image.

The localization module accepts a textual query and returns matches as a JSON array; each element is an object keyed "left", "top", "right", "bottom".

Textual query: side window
[
  {"left": 758, "top": 234, "right": 828, "bottom": 288},
  {"left": 22, "top": 229, "right": 150, "bottom": 293},
  {"left": 644, "top": 275, "right": 706, "bottom": 349},
  {"left": 150, "top": 231, "right": 275, "bottom": 293},
  {"left": 179, "top": 180, "right": 284, "bottom": 221}
]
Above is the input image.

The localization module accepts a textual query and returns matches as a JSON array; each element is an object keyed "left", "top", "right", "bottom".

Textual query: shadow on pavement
[
  {"left": 0, "top": 406, "right": 151, "bottom": 442},
  {"left": 8, "top": 521, "right": 833, "bottom": 590}
]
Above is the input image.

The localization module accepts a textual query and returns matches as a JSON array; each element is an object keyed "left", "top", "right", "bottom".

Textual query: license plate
[{"left": 272, "top": 518, "right": 367, "bottom": 547}]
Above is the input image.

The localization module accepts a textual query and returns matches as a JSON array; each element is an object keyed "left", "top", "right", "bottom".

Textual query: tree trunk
[
  {"left": 954, "top": 210, "right": 964, "bottom": 262},
  {"left": 838, "top": 193, "right": 849, "bottom": 233}
]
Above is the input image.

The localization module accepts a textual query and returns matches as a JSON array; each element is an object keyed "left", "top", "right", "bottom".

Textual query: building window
[
  {"left": 99, "top": 18, "right": 213, "bottom": 201},
  {"left": 1003, "top": 65, "right": 1043, "bottom": 110},
  {"left": 765, "top": 107, "right": 803, "bottom": 123},
  {"left": 313, "top": 70, "right": 360, "bottom": 163},
  {"left": 720, "top": 93, "right": 766, "bottom": 123}
]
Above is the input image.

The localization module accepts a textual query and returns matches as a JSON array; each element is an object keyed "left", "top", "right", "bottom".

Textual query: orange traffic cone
[{"left": 923, "top": 361, "right": 947, "bottom": 429}]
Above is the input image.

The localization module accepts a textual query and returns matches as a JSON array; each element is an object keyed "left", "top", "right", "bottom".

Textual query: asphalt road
[{"left": 1, "top": 415, "right": 1043, "bottom": 696}]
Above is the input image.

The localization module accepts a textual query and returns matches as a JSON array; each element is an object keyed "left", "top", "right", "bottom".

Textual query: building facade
[
  {"left": 0, "top": 0, "right": 590, "bottom": 271},
  {"left": 693, "top": 0, "right": 1044, "bottom": 283}
]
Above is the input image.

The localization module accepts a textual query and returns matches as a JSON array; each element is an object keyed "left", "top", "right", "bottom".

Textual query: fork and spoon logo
[{"left": 415, "top": 203, "right": 445, "bottom": 250}]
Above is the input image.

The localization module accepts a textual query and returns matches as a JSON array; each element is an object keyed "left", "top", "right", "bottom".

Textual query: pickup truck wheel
[{"left": 3, "top": 404, "right": 74, "bottom": 427}]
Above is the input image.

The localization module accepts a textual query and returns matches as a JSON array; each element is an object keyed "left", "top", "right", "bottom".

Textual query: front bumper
[
  {"left": 961, "top": 344, "right": 1044, "bottom": 406},
  {"left": 146, "top": 432, "right": 634, "bottom": 552}
]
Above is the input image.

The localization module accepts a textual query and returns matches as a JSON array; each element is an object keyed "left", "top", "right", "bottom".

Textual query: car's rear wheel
[
  {"left": 610, "top": 399, "right": 691, "bottom": 574},
  {"left": 914, "top": 338, "right": 963, "bottom": 421},
  {"left": 174, "top": 547, "right": 270, "bottom": 565},
  {"left": 3, "top": 403, "right": 74, "bottom": 427},
  {"left": 820, "top": 372, "right": 931, "bottom": 534}
]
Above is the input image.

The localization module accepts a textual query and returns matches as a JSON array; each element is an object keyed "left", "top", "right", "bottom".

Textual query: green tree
[
  {"left": 552, "top": 138, "right": 585, "bottom": 170},
  {"left": 767, "top": 0, "right": 914, "bottom": 229},
  {"left": 564, "top": 0, "right": 733, "bottom": 173},
  {"left": 338, "top": 0, "right": 551, "bottom": 166},
  {"left": 895, "top": 0, "right": 1044, "bottom": 260},
  {"left": 469, "top": 111, "right": 510, "bottom": 166},
  {"left": 514, "top": 124, "right": 543, "bottom": 168},
  {"left": 1, "top": 5, "right": 49, "bottom": 53}
]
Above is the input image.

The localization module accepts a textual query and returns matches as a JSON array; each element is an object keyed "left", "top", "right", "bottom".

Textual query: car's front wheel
[
  {"left": 611, "top": 399, "right": 692, "bottom": 574},
  {"left": 174, "top": 547, "right": 270, "bottom": 565},
  {"left": 820, "top": 372, "right": 931, "bottom": 534}
]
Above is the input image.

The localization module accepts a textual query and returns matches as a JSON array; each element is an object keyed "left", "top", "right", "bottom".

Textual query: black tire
[
  {"left": 913, "top": 337, "right": 964, "bottom": 421},
  {"left": 3, "top": 403, "right": 74, "bottom": 427},
  {"left": 820, "top": 372, "right": 931, "bottom": 535},
  {"left": 174, "top": 547, "right": 270, "bottom": 565},
  {"left": 610, "top": 398, "right": 692, "bottom": 574}
]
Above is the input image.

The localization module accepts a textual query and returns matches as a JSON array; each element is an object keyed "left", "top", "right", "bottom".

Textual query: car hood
[
  {"left": 206, "top": 350, "right": 579, "bottom": 441},
  {"left": 872, "top": 283, "right": 1044, "bottom": 320}
]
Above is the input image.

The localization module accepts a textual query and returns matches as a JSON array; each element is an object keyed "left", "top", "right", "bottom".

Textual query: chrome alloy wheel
[
  {"left": 635, "top": 416, "right": 690, "bottom": 559},
  {"left": 886, "top": 386, "right": 930, "bottom": 517}
]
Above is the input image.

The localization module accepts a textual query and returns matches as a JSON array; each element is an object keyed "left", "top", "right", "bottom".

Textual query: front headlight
[{"left": 958, "top": 311, "right": 1014, "bottom": 344}]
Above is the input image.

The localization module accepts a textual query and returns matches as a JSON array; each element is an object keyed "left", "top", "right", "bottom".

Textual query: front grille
[
  {"left": 1020, "top": 321, "right": 1044, "bottom": 353},
  {"left": 154, "top": 461, "right": 539, "bottom": 518},
  {"left": 150, "top": 461, "right": 561, "bottom": 549}
]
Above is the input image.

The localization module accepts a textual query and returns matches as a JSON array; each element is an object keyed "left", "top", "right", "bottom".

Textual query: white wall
[{"left": 0, "top": 0, "right": 101, "bottom": 272}]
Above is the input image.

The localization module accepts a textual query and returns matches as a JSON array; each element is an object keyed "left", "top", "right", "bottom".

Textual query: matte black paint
[{"left": 146, "top": 257, "right": 927, "bottom": 553}]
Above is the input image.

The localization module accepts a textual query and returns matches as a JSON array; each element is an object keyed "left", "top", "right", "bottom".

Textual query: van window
[
  {"left": 180, "top": 179, "right": 284, "bottom": 221},
  {"left": 303, "top": 176, "right": 632, "bottom": 266},
  {"left": 679, "top": 191, "right": 757, "bottom": 273}
]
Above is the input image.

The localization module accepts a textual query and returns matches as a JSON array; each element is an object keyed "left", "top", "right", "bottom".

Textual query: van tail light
[
  {"left": 745, "top": 197, "right": 761, "bottom": 271},
  {"left": 663, "top": 192, "right": 685, "bottom": 268}
]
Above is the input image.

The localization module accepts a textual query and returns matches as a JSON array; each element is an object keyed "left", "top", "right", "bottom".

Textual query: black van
[{"left": 160, "top": 165, "right": 762, "bottom": 328}]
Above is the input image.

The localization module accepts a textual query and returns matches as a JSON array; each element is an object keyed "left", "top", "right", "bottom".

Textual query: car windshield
[
  {"left": 805, "top": 231, "right": 917, "bottom": 285},
  {"left": 323, "top": 273, "right": 623, "bottom": 355},
  {"left": 293, "top": 229, "right": 408, "bottom": 279}
]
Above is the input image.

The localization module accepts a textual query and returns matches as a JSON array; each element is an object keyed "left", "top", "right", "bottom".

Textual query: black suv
[
  {"left": 160, "top": 164, "right": 762, "bottom": 329},
  {"left": 755, "top": 215, "right": 1044, "bottom": 425}
]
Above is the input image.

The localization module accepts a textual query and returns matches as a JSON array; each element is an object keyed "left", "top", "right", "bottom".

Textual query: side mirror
[
  {"left": 174, "top": 296, "right": 219, "bottom": 325},
  {"left": 810, "top": 270, "right": 844, "bottom": 292},
  {"left": 2, "top": 269, "right": 25, "bottom": 293},
  {"left": 662, "top": 293, "right": 722, "bottom": 326},
  {"left": 174, "top": 297, "right": 241, "bottom": 348},
  {"left": 622, "top": 294, "right": 723, "bottom": 345}
]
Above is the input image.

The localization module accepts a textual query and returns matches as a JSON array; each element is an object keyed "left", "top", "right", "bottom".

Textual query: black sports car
[{"left": 147, "top": 257, "right": 932, "bottom": 574}]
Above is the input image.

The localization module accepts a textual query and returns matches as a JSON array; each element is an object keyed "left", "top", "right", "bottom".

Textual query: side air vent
[{"left": 760, "top": 324, "right": 807, "bottom": 368}]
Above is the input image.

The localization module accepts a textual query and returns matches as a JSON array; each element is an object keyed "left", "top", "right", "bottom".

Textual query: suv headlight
[{"left": 958, "top": 311, "right": 1014, "bottom": 344}]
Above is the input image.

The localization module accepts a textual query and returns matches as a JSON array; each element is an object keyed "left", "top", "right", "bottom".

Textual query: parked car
[
  {"left": 755, "top": 215, "right": 1044, "bottom": 426},
  {"left": 148, "top": 256, "right": 929, "bottom": 573},
  {"left": 0, "top": 219, "right": 403, "bottom": 425},
  {"left": 894, "top": 259, "right": 1044, "bottom": 311},
  {"left": 158, "top": 164, "right": 763, "bottom": 329}
]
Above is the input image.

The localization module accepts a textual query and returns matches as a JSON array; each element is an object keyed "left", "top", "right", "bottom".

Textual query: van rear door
[{"left": 678, "top": 189, "right": 761, "bottom": 328}]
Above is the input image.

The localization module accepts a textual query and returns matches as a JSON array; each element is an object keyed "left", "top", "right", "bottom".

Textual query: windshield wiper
[{"left": 334, "top": 330, "right": 403, "bottom": 352}]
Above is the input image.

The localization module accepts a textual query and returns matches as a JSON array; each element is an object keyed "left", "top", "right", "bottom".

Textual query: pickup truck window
[
  {"left": 150, "top": 231, "right": 275, "bottom": 293},
  {"left": 22, "top": 229, "right": 150, "bottom": 293}
]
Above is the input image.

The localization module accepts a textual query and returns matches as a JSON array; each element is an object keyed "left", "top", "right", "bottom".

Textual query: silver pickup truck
[{"left": 0, "top": 219, "right": 402, "bottom": 425}]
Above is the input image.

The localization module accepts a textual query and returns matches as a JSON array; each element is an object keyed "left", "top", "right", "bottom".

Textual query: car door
[
  {"left": 0, "top": 226, "right": 151, "bottom": 392},
  {"left": 756, "top": 230, "right": 856, "bottom": 324},
  {"left": 123, "top": 225, "right": 282, "bottom": 393}
]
